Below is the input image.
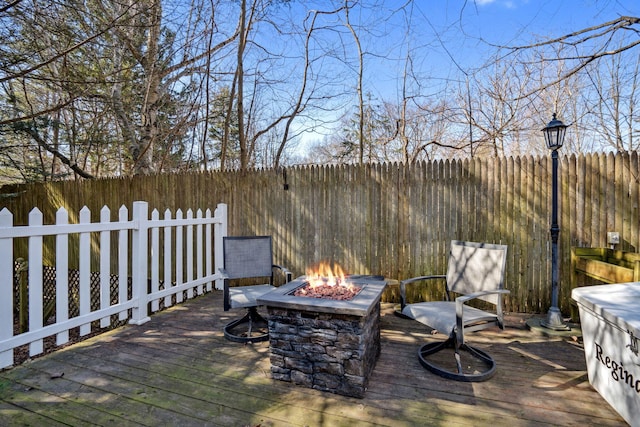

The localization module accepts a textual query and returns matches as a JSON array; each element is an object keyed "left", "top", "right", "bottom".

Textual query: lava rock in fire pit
[{"left": 293, "top": 282, "right": 362, "bottom": 300}]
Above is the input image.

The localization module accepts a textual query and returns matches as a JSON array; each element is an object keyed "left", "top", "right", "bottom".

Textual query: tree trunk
[{"left": 134, "top": 0, "right": 162, "bottom": 175}]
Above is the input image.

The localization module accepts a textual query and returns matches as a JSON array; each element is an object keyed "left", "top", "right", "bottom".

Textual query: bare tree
[
  {"left": 497, "top": 16, "right": 640, "bottom": 101},
  {"left": 464, "top": 60, "right": 530, "bottom": 157},
  {"left": 583, "top": 36, "right": 640, "bottom": 151},
  {"left": 273, "top": 7, "right": 346, "bottom": 169},
  {"left": 343, "top": 1, "right": 365, "bottom": 164}
]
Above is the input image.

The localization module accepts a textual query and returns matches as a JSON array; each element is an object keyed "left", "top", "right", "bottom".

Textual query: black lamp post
[{"left": 541, "top": 113, "right": 571, "bottom": 331}]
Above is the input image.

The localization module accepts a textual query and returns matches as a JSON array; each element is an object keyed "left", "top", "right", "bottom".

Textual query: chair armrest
[
  {"left": 273, "top": 264, "right": 293, "bottom": 283},
  {"left": 400, "top": 274, "right": 447, "bottom": 310},
  {"left": 219, "top": 268, "right": 230, "bottom": 311},
  {"left": 455, "top": 289, "right": 510, "bottom": 305},
  {"left": 455, "top": 289, "right": 510, "bottom": 344}
]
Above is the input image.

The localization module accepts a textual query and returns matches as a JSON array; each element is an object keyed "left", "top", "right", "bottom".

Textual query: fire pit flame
[
  {"left": 305, "top": 261, "right": 346, "bottom": 288},
  {"left": 294, "top": 261, "right": 362, "bottom": 300}
]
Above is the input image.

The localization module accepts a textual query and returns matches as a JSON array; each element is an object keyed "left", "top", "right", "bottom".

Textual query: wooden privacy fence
[
  {"left": 1, "top": 152, "right": 639, "bottom": 316},
  {"left": 0, "top": 201, "right": 228, "bottom": 369}
]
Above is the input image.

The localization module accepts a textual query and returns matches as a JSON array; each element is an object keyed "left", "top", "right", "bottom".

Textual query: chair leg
[
  {"left": 224, "top": 307, "right": 269, "bottom": 343},
  {"left": 417, "top": 337, "right": 497, "bottom": 382}
]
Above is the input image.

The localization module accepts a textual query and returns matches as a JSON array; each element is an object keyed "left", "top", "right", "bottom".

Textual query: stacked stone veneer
[{"left": 266, "top": 301, "right": 381, "bottom": 398}]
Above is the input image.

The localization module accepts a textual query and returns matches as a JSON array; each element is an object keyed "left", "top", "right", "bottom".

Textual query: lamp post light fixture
[{"left": 541, "top": 113, "right": 571, "bottom": 331}]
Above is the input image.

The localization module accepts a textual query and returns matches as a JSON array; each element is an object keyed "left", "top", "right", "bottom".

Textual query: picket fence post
[
  {"left": 150, "top": 208, "right": 160, "bottom": 313},
  {"left": 130, "top": 201, "right": 151, "bottom": 325},
  {"left": 175, "top": 209, "right": 184, "bottom": 303},
  {"left": 205, "top": 208, "right": 213, "bottom": 292},
  {"left": 163, "top": 208, "right": 173, "bottom": 308},
  {"left": 118, "top": 205, "right": 129, "bottom": 321},
  {"left": 100, "top": 206, "right": 112, "bottom": 328},
  {"left": 28, "top": 208, "right": 44, "bottom": 356},
  {"left": 196, "top": 209, "right": 204, "bottom": 295},
  {"left": 79, "top": 206, "right": 92, "bottom": 335},
  {"left": 186, "top": 209, "right": 194, "bottom": 299},
  {"left": 55, "top": 207, "right": 70, "bottom": 346},
  {"left": 214, "top": 203, "right": 227, "bottom": 290},
  {"left": 0, "top": 208, "right": 14, "bottom": 367}
]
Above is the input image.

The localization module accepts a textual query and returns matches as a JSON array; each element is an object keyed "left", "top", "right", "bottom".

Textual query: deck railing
[{"left": 0, "top": 201, "right": 228, "bottom": 369}]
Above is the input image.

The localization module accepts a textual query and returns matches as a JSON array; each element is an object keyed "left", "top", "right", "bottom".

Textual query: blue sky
[
  {"left": 258, "top": 0, "right": 640, "bottom": 152},
  {"left": 453, "top": 0, "right": 637, "bottom": 51},
  {"left": 362, "top": 0, "right": 640, "bottom": 101}
]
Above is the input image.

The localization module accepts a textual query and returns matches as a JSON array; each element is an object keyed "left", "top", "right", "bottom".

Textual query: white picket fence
[{"left": 0, "top": 201, "right": 228, "bottom": 369}]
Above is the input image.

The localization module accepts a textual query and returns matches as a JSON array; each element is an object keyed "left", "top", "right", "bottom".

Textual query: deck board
[{"left": 0, "top": 292, "right": 627, "bottom": 426}]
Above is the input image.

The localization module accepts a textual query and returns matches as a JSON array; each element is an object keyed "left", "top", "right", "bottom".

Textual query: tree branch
[{"left": 19, "top": 124, "right": 95, "bottom": 179}]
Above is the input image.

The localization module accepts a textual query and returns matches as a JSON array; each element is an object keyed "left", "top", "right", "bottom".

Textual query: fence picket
[
  {"left": 164, "top": 208, "right": 173, "bottom": 306},
  {"left": 151, "top": 209, "right": 160, "bottom": 313},
  {"left": 214, "top": 204, "right": 227, "bottom": 290},
  {"left": 55, "top": 208, "right": 70, "bottom": 345},
  {"left": 79, "top": 207, "right": 91, "bottom": 336},
  {"left": 175, "top": 209, "right": 184, "bottom": 303},
  {"left": 186, "top": 209, "right": 194, "bottom": 300},
  {"left": 131, "top": 201, "right": 150, "bottom": 325},
  {"left": 205, "top": 208, "right": 213, "bottom": 292},
  {"left": 196, "top": 209, "right": 204, "bottom": 295},
  {"left": 28, "top": 208, "right": 44, "bottom": 355},
  {"left": 100, "top": 206, "right": 111, "bottom": 327},
  {"left": 0, "top": 209, "right": 13, "bottom": 367},
  {"left": 118, "top": 205, "right": 129, "bottom": 321}
]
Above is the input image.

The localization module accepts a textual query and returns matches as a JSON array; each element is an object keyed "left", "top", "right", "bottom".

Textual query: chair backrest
[
  {"left": 446, "top": 240, "right": 507, "bottom": 305},
  {"left": 223, "top": 236, "right": 274, "bottom": 281}
]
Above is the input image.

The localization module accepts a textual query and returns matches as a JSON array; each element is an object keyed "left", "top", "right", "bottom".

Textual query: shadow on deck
[{"left": 0, "top": 291, "right": 627, "bottom": 426}]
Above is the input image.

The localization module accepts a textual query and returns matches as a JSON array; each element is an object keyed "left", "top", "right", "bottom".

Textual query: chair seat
[
  {"left": 229, "top": 284, "right": 275, "bottom": 309},
  {"left": 402, "top": 301, "right": 498, "bottom": 336}
]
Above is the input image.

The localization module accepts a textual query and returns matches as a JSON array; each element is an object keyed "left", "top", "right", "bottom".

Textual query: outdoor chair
[
  {"left": 220, "top": 236, "right": 291, "bottom": 343},
  {"left": 397, "top": 240, "right": 509, "bottom": 381}
]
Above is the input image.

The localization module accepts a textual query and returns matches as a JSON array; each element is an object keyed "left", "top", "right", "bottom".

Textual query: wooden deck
[{"left": 0, "top": 292, "right": 627, "bottom": 426}]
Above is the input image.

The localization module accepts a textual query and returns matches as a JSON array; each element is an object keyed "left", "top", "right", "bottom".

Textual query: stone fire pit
[{"left": 257, "top": 275, "right": 387, "bottom": 398}]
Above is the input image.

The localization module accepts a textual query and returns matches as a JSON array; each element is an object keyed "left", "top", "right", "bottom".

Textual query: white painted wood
[
  {"left": 186, "top": 209, "right": 194, "bottom": 300},
  {"left": 100, "top": 206, "right": 111, "bottom": 328},
  {"left": 130, "top": 201, "right": 150, "bottom": 325},
  {"left": 214, "top": 203, "right": 227, "bottom": 290},
  {"left": 0, "top": 208, "right": 14, "bottom": 367},
  {"left": 0, "top": 220, "right": 137, "bottom": 238},
  {"left": 164, "top": 209, "right": 173, "bottom": 308},
  {"left": 118, "top": 205, "right": 129, "bottom": 321},
  {"left": 79, "top": 206, "right": 91, "bottom": 336},
  {"left": 55, "top": 208, "right": 69, "bottom": 345},
  {"left": 175, "top": 209, "right": 184, "bottom": 304},
  {"left": 28, "top": 208, "right": 44, "bottom": 356},
  {"left": 150, "top": 209, "right": 160, "bottom": 313},
  {"left": 205, "top": 209, "right": 213, "bottom": 292},
  {"left": 2, "top": 299, "right": 137, "bottom": 350},
  {"left": 196, "top": 209, "right": 204, "bottom": 295},
  {"left": 0, "top": 201, "right": 227, "bottom": 369}
]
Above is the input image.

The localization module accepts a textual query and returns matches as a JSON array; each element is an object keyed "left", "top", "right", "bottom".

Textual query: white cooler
[{"left": 572, "top": 283, "right": 640, "bottom": 427}]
